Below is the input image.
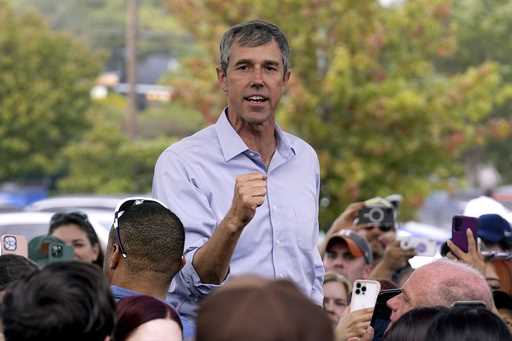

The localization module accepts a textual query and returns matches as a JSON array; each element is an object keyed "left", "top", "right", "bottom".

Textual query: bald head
[
  {"left": 388, "top": 259, "right": 493, "bottom": 324},
  {"left": 417, "top": 259, "right": 493, "bottom": 308}
]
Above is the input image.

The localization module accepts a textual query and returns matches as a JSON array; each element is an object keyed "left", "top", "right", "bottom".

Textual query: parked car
[
  {"left": 0, "top": 211, "right": 109, "bottom": 250},
  {"left": 25, "top": 195, "right": 121, "bottom": 212},
  {"left": 24, "top": 195, "right": 127, "bottom": 229}
]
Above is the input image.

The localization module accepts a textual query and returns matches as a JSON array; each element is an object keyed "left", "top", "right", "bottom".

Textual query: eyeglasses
[{"left": 112, "top": 197, "right": 169, "bottom": 258}]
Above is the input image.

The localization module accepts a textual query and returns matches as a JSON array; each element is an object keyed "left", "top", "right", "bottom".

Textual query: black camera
[{"left": 358, "top": 206, "right": 395, "bottom": 231}]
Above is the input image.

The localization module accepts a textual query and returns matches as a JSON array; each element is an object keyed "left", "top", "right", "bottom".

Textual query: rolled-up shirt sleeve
[
  {"left": 153, "top": 149, "right": 229, "bottom": 300},
  {"left": 175, "top": 245, "right": 229, "bottom": 298}
]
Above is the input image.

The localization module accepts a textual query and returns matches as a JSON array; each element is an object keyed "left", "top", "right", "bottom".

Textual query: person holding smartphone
[
  {"left": 323, "top": 272, "right": 351, "bottom": 326},
  {"left": 48, "top": 211, "right": 103, "bottom": 267},
  {"left": 386, "top": 259, "right": 493, "bottom": 327}
]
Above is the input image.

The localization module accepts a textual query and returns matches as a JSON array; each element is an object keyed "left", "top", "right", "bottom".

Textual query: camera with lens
[
  {"left": 50, "top": 243, "right": 64, "bottom": 258},
  {"left": 358, "top": 206, "right": 395, "bottom": 231}
]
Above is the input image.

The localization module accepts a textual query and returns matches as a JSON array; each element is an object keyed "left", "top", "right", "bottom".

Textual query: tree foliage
[
  {"left": 439, "top": 0, "right": 512, "bottom": 183},
  {"left": 12, "top": 0, "right": 197, "bottom": 60},
  {"left": 164, "top": 0, "right": 504, "bottom": 226},
  {"left": 0, "top": 1, "right": 101, "bottom": 181},
  {"left": 57, "top": 96, "right": 176, "bottom": 194}
]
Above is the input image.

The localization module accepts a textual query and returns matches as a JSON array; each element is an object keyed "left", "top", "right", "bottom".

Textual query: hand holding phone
[
  {"left": 451, "top": 215, "right": 478, "bottom": 253},
  {"left": 350, "top": 279, "right": 381, "bottom": 312},
  {"left": 336, "top": 307, "right": 374, "bottom": 341},
  {"left": 447, "top": 216, "right": 486, "bottom": 274}
]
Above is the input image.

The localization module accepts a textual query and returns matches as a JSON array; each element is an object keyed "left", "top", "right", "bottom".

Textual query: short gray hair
[{"left": 219, "top": 20, "right": 290, "bottom": 76}]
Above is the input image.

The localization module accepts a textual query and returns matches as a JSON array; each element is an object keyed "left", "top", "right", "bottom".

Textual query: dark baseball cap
[
  {"left": 28, "top": 235, "right": 74, "bottom": 268},
  {"left": 478, "top": 214, "right": 512, "bottom": 244},
  {"left": 324, "top": 230, "right": 373, "bottom": 264}
]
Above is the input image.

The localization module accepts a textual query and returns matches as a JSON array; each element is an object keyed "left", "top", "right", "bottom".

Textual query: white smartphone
[
  {"left": 350, "top": 279, "right": 381, "bottom": 311},
  {"left": 399, "top": 236, "right": 437, "bottom": 257},
  {"left": 0, "top": 234, "right": 28, "bottom": 257}
]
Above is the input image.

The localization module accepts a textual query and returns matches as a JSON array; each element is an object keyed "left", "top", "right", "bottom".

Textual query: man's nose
[
  {"left": 250, "top": 68, "right": 264, "bottom": 87},
  {"left": 334, "top": 257, "right": 345, "bottom": 267},
  {"left": 324, "top": 300, "right": 334, "bottom": 312}
]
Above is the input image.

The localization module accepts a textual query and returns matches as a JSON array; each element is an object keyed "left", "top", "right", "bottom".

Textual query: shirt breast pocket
[{"left": 287, "top": 191, "right": 317, "bottom": 250}]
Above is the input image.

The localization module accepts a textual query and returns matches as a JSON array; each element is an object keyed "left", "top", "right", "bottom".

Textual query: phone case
[
  {"left": 399, "top": 236, "right": 437, "bottom": 257},
  {"left": 350, "top": 279, "right": 381, "bottom": 312},
  {"left": 451, "top": 216, "right": 478, "bottom": 253},
  {"left": 0, "top": 234, "right": 28, "bottom": 257},
  {"left": 370, "top": 288, "right": 402, "bottom": 328}
]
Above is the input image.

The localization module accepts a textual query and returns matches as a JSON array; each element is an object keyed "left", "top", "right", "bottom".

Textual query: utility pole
[{"left": 126, "top": 0, "right": 138, "bottom": 138}]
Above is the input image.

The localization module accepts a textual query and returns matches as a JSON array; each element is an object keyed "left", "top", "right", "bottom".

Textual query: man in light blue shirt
[{"left": 152, "top": 20, "right": 324, "bottom": 320}]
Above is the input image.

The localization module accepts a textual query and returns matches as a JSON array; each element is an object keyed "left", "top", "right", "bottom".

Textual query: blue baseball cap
[{"left": 477, "top": 214, "right": 512, "bottom": 244}]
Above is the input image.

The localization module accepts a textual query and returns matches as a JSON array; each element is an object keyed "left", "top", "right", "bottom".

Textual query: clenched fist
[{"left": 225, "top": 172, "right": 267, "bottom": 229}]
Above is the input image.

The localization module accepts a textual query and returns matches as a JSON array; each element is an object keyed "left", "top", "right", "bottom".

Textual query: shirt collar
[
  {"left": 215, "top": 108, "right": 296, "bottom": 162},
  {"left": 110, "top": 285, "right": 143, "bottom": 300}
]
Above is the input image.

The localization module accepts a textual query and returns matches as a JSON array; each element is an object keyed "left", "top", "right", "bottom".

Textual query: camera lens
[
  {"left": 51, "top": 244, "right": 63, "bottom": 258},
  {"left": 368, "top": 207, "right": 384, "bottom": 223},
  {"left": 356, "top": 282, "right": 361, "bottom": 288},
  {"left": 355, "top": 289, "right": 360, "bottom": 295},
  {"left": 362, "top": 286, "right": 367, "bottom": 292}
]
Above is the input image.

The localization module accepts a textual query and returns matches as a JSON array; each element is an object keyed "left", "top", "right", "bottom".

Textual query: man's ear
[
  {"left": 283, "top": 69, "right": 291, "bottom": 83},
  {"left": 108, "top": 244, "right": 122, "bottom": 270},
  {"left": 281, "top": 70, "right": 291, "bottom": 95},
  {"left": 363, "top": 264, "right": 373, "bottom": 279},
  {"left": 178, "top": 256, "right": 186, "bottom": 272},
  {"left": 217, "top": 67, "right": 228, "bottom": 94}
]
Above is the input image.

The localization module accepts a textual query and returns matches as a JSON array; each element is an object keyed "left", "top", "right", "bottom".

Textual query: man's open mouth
[{"left": 244, "top": 95, "right": 268, "bottom": 104}]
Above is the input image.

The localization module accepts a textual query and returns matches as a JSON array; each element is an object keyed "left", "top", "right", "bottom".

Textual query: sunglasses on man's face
[{"left": 112, "top": 197, "right": 169, "bottom": 258}]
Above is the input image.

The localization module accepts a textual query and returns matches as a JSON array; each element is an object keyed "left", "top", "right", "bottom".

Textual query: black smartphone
[{"left": 370, "top": 288, "right": 401, "bottom": 339}]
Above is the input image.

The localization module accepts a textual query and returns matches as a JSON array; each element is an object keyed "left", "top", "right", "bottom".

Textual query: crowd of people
[
  {"left": 3, "top": 192, "right": 512, "bottom": 341},
  {"left": 2, "top": 19, "right": 512, "bottom": 341}
]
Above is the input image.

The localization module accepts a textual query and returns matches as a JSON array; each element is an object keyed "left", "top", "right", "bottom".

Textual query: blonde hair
[{"left": 323, "top": 272, "right": 352, "bottom": 296}]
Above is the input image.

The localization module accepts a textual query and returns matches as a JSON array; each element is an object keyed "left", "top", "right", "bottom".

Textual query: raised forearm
[
  {"left": 193, "top": 172, "right": 267, "bottom": 284},
  {"left": 192, "top": 216, "right": 243, "bottom": 284},
  {"left": 368, "top": 260, "right": 394, "bottom": 281}
]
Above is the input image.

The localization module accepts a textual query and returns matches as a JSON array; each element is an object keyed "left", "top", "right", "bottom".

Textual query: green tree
[
  {"left": 438, "top": 0, "right": 512, "bottom": 184},
  {"left": 57, "top": 95, "right": 176, "bottom": 194},
  {"left": 56, "top": 92, "right": 205, "bottom": 194},
  {"left": 0, "top": 1, "right": 101, "bottom": 181},
  {"left": 164, "top": 0, "right": 504, "bottom": 227},
  {"left": 12, "top": 0, "right": 198, "bottom": 61}
]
